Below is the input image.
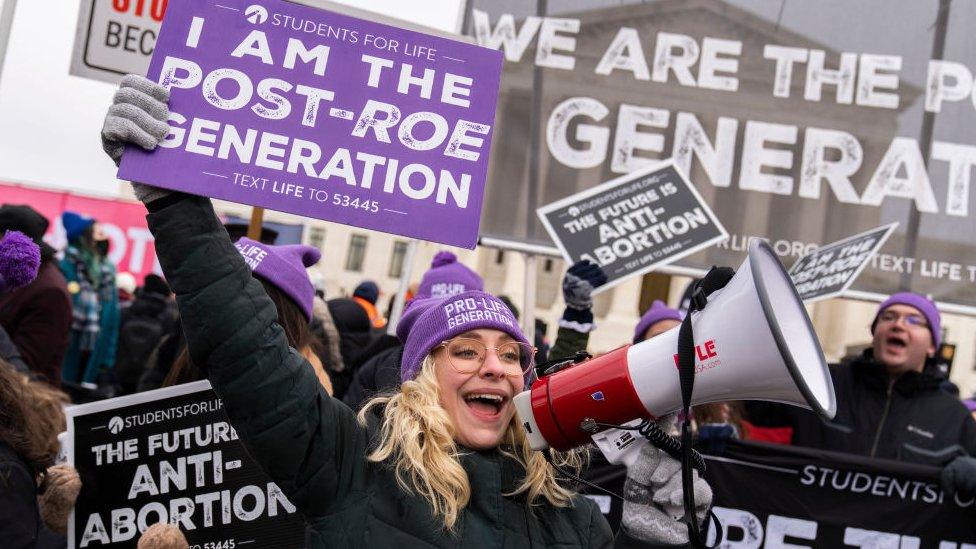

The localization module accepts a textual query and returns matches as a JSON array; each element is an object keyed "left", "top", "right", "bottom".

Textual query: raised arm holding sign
[{"left": 94, "top": 0, "right": 708, "bottom": 546}]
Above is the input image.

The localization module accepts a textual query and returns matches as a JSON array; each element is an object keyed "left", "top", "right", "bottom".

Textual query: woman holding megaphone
[{"left": 100, "top": 75, "right": 712, "bottom": 548}]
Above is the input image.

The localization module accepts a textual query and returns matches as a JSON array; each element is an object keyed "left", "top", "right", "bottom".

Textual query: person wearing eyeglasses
[
  {"left": 96, "top": 75, "right": 714, "bottom": 548},
  {"left": 752, "top": 292, "right": 976, "bottom": 498}
]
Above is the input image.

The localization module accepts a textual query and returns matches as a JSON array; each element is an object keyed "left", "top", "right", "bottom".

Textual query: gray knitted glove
[
  {"left": 101, "top": 74, "right": 172, "bottom": 204},
  {"left": 561, "top": 260, "right": 608, "bottom": 310},
  {"left": 621, "top": 443, "right": 713, "bottom": 545}
]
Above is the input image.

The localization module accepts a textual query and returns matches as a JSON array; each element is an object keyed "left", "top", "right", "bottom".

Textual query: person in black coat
[
  {"left": 115, "top": 274, "right": 176, "bottom": 395},
  {"left": 326, "top": 297, "right": 377, "bottom": 399},
  {"left": 99, "top": 74, "right": 714, "bottom": 547},
  {"left": 342, "top": 344, "right": 402, "bottom": 410},
  {"left": 748, "top": 292, "right": 976, "bottom": 499}
]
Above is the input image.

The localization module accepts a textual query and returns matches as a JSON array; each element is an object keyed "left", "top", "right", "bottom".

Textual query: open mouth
[
  {"left": 886, "top": 335, "right": 908, "bottom": 350},
  {"left": 463, "top": 392, "right": 508, "bottom": 419}
]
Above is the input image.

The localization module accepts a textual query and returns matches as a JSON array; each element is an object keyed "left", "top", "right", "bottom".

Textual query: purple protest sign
[{"left": 118, "top": 0, "right": 503, "bottom": 249}]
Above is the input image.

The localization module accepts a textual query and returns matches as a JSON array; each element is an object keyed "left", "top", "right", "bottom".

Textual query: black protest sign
[
  {"left": 703, "top": 440, "right": 975, "bottom": 547},
  {"left": 789, "top": 223, "right": 898, "bottom": 302},
  {"left": 537, "top": 161, "right": 727, "bottom": 291},
  {"left": 67, "top": 381, "right": 304, "bottom": 548},
  {"left": 582, "top": 440, "right": 976, "bottom": 545}
]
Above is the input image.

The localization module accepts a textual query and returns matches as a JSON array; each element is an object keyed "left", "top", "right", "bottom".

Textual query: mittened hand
[
  {"left": 561, "top": 260, "right": 608, "bottom": 310},
  {"left": 622, "top": 443, "right": 713, "bottom": 545},
  {"left": 941, "top": 456, "right": 976, "bottom": 500},
  {"left": 39, "top": 464, "right": 82, "bottom": 535},
  {"left": 101, "top": 74, "right": 174, "bottom": 204},
  {"left": 102, "top": 75, "right": 171, "bottom": 166}
]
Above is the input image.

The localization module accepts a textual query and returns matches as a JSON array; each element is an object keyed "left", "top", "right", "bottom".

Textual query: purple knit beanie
[
  {"left": 871, "top": 292, "right": 942, "bottom": 348},
  {"left": 399, "top": 290, "right": 532, "bottom": 383},
  {"left": 234, "top": 237, "right": 321, "bottom": 322},
  {"left": 633, "top": 300, "right": 683, "bottom": 343},
  {"left": 416, "top": 251, "right": 484, "bottom": 299},
  {"left": 0, "top": 230, "right": 41, "bottom": 294}
]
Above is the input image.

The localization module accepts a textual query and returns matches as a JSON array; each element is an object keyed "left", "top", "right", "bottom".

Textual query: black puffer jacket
[
  {"left": 342, "top": 345, "right": 403, "bottom": 410},
  {"left": 0, "top": 326, "right": 29, "bottom": 374},
  {"left": 327, "top": 297, "right": 377, "bottom": 398},
  {"left": 0, "top": 442, "right": 65, "bottom": 548},
  {"left": 115, "top": 291, "right": 176, "bottom": 394},
  {"left": 779, "top": 350, "right": 976, "bottom": 466},
  {"left": 146, "top": 195, "right": 664, "bottom": 548}
]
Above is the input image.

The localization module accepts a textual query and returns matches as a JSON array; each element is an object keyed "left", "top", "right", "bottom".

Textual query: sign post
[
  {"left": 246, "top": 206, "right": 265, "bottom": 241},
  {"left": 386, "top": 238, "right": 420, "bottom": 334},
  {"left": 0, "top": 0, "right": 19, "bottom": 88},
  {"left": 537, "top": 160, "right": 728, "bottom": 292}
]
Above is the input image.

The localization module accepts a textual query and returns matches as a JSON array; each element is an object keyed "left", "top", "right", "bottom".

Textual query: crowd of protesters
[{"left": 0, "top": 73, "right": 974, "bottom": 547}]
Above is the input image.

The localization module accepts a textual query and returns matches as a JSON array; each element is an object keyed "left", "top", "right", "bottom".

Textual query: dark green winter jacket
[{"left": 146, "top": 194, "right": 658, "bottom": 548}]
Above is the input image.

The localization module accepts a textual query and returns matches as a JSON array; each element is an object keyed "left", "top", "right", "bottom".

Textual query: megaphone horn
[{"left": 515, "top": 240, "right": 837, "bottom": 452}]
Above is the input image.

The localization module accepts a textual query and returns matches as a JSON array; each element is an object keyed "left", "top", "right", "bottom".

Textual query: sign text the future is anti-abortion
[{"left": 119, "top": 0, "right": 503, "bottom": 248}]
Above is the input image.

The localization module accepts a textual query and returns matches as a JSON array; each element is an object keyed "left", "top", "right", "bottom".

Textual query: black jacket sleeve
[
  {"left": 0, "top": 451, "right": 66, "bottom": 549},
  {"left": 145, "top": 194, "right": 370, "bottom": 518},
  {"left": 0, "top": 326, "right": 29, "bottom": 375},
  {"left": 961, "top": 413, "right": 976, "bottom": 457}
]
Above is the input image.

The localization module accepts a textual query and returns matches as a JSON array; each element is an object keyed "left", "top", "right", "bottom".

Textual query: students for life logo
[
  {"left": 245, "top": 4, "right": 268, "bottom": 24},
  {"left": 108, "top": 416, "right": 125, "bottom": 434}
]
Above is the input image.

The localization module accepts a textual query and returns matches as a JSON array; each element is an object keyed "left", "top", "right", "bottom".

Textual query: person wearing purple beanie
[
  {"left": 415, "top": 251, "right": 483, "bottom": 298},
  {"left": 99, "top": 73, "right": 714, "bottom": 548},
  {"left": 162, "top": 237, "right": 334, "bottom": 395},
  {"left": 341, "top": 251, "right": 486, "bottom": 410},
  {"left": 0, "top": 206, "right": 72, "bottom": 388},
  {"left": 0, "top": 231, "right": 41, "bottom": 374},
  {"left": 633, "top": 300, "right": 683, "bottom": 344},
  {"left": 749, "top": 291, "right": 976, "bottom": 500}
]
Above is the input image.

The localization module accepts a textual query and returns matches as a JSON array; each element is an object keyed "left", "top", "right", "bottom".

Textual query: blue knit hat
[
  {"left": 353, "top": 280, "right": 380, "bottom": 304},
  {"left": 62, "top": 211, "right": 95, "bottom": 241}
]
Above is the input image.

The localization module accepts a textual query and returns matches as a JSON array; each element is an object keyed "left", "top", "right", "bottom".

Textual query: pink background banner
[{"left": 1, "top": 182, "right": 159, "bottom": 283}]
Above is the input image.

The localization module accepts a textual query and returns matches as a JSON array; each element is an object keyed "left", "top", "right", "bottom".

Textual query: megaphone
[{"left": 515, "top": 240, "right": 836, "bottom": 452}]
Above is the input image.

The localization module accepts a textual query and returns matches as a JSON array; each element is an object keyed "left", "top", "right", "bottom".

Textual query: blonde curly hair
[{"left": 358, "top": 355, "right": 585, "bottom": 531}]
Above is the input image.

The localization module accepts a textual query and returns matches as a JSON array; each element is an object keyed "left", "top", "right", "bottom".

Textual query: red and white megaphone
[{"left": 514, "top": 240, "right": 836, "bottom": 452}]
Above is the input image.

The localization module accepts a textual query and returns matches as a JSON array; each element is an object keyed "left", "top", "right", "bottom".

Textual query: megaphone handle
[
  {"left": 637, "top": 420, "right": 706, "bottom": 473},
  {"left": 676, "top": 267, "right": 735, "bottom": 549}
]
